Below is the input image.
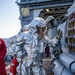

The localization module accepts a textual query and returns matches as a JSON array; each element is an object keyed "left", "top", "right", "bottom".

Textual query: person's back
[{"left": 0, "top": 38, "right": 7, "bottom": 75}]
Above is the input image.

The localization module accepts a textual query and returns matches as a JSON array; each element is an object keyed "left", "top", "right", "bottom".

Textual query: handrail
[{"left": 16, "top": 0, "right": 73, "bottom": 3}]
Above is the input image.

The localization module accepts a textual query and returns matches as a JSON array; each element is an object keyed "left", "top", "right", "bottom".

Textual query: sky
[{"left": 0, "top": 0, "right": 21, "bottom": 38}]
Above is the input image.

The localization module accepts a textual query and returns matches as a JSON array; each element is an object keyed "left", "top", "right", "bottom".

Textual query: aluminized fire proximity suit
[
  {"left": 36, "top": 18, "right": 62, "bottom": 63},
  {"left": 48, "top": 34, "right": 62, "bottom": 59},
  {"left": 16, "top": 17, "right": 46, "bottom": 75},
  {"left": 46, "top": 16, "right": 62, "bottom": 59}
]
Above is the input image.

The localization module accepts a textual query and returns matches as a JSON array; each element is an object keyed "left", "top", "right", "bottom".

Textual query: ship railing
[{"left": 16, "top": 0, "right": 74, "bottom": 3}]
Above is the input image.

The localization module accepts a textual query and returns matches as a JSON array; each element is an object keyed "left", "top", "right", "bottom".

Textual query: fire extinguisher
[{"left": 10, "top": 57, "right": 19, "bottom": 75}]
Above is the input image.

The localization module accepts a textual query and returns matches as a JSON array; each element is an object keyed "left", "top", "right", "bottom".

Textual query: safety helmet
[
  {"left": 46, "top": 16, "right": 54, "bottom": 23},
  {"left": 46, "top": 16, "right": 54, "bottom": 29}
]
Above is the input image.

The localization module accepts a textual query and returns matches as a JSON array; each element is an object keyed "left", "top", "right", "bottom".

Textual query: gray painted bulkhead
[{"left": 16, "top": 0, "right": 74, "bottom": 28}]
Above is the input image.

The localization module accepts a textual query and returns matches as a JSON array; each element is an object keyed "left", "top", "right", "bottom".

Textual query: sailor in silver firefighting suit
[
  {"left": 46, "top": 16, "right": 62, "bottom": 59},
  {"left": 9, "top": 17, "right": 62, "bottom": 75},
  {"left": 35, "top": 19, "right": 48, "bottom": 64},
  {"left": 36, "top": 21, "right": 62, "bottom": 62},
  {"left": 16, "top": 17, "right": 46, "bottom": 75}
]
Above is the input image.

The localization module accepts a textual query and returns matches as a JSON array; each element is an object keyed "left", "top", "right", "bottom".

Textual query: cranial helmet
[{"left": 46, "top": 16, "right": 54, "bottom": 23}]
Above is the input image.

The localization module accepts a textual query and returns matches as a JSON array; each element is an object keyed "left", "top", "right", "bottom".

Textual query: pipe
[
  {"left": 59, "top": 53, "right": 75, "bottom": 73},
  {"left": 52, "top": 59, "right": 74, "bottom": 75}
]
